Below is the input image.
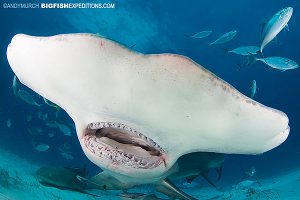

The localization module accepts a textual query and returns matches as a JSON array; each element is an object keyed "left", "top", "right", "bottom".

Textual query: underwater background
[{"left": 0, "top": 0, "right": 299, "bottom": 199}]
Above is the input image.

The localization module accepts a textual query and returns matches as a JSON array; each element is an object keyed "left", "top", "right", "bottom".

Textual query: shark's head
[{"left": 7, "top": 34, "right": 289, "bottom": 184}]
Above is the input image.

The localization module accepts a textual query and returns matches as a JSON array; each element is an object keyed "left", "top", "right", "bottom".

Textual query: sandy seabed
[{"left": 0, "top": 148, "right": 299, "bottom": 200}]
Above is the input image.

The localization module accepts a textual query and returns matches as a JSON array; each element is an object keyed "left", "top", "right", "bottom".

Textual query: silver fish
[
  {"left": 209, "top": 30, "right": 237, "bottom": 46},
  {"left": 245, "top": 166, "right": 256, "bottom": 177},
  {"left": 12, "top": 75, "right": 18, "bottom": 97},
  {"left": 37, "top": 111, "right": 42, "bottom": 119},
  {"left": 249, "top": 80, "right": 257, "bottom": 98},
  {"left": 18, "top": 90, "right": 41, "bottom": 107},
  {"left": 60, "top": 152, "right": 74, "bottom": 160},
  {"left": 228, "top": 46, "right": 260, "bottom": 56},
  {"left": 191, "top": 30, "right": 212, "bottom": 39},
  {"left": 6, "top": 119, "right": 12, "bottom": 128},
  {"left": 27, "top": 127, "right": 42, "bottom": 136},
  {"left": 256, "top": 56, "right": 298, "bottom": 71},
  {"left": 43, "top": 97, "right": 60, "bottom": 110},
  {"left": 48, "top": 132, "right": 55, "bottom": 138},
  {"left": 46, "top": 121, "right": 72, "bottom": 136},
  {"left": 26, "top": 115, "right": 32, "bottom": 122},
  {"left": 13, "top": 75, "right": 42, "bottom": 108},
  {"left": 42, "top": 113, "right": 48, "bottom": 121},
  {"left": 59, "top": 142, "right": 73, "bottom": 160},
  {"left": 34, "top": 144, "right": 50, "bottom": 152},
  {"left": 260, "top": 7, "right": 293, "bottom": 53},
  {"left": 236, "top": 180, "right": 256, "bottom": 189}
]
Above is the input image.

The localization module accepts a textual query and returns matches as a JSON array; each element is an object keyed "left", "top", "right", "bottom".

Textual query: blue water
[{"left": 0, "top": 0, "right": 299, "bottom": 198}]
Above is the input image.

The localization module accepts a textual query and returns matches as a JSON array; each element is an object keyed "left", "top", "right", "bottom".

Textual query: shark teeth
[
  {"left": 86, "top": 122, "right": 164, "bottom": 152},
  {"left": 84, "top": 122, "right": 165, "bottom": 169},
  {"left": 84, "top": 135, "right": 163, "bottom": 169}
]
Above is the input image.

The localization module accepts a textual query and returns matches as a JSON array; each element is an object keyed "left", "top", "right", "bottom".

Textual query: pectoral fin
[{"left": 284, "top": 24, "right": 290, "bottom": 32}]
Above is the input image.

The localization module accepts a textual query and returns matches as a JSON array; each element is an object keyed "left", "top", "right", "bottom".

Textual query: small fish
[
  {"left": 256, "top": 56, "right": 298, "bottom": 71},
  {"left": 26, "top": 115, "right": 32, "bottom": 122},
  {"left": 58, "top": 142, "right": 72, "bottom": 152},
  {"left": 260, "top": 7, "right": 293, "bottom": 53},
  {"left": 6, "top": 119, "right": 12, "bottom": 128},
  {"left": 45, "top": 121, "right": 56, "bottom": 128},
  {"left": 42, "top": 113, "right": 48, "bottom": 121},
  {"left": 191, "top": 30, "right": 212, "bottom": 39},
  {"left": 34, "top": 144, "right": 50, "bottom": 152},
  {"left": 27, "top": 128, "right": 42, "bottom": 136},
  {"left": 18, "top": 90, "right": 42, "bottom": 107},
  {"left": 27, "top": 128, "right": 35, "bottom": 136},
  {"left": 237, "top": 56, "right": 256, "bottom": 70},
  {"left": 48, "top": 132, "right": 55, "bottom": 138},
  {"left": 46, "top": 121, "right": 72, "bottom": 136},
  {"left": 35, "top": 127, "right": 42, "bottom": 134},
  {"left": 236, "top": 180, "right": 256, "bottom": 188},
  {"left": 245, "top": 166, "right": 256, "bottom": 177},
  {"left": 59, "top": 142, "right": 73, "bottom": 159},
  {"left": 249, "top": 80, "right": 257, "bottom": 98},
  {"left": 12, "top": 75, "right": 18, "bottom": 97},
  {"left": 60, "top": 152, "right": 74, "bottom": 160},
  {"left": 228, "top": 46, "right": 260, "bottom": 56},
  {"left": 209, "top": 30, "right": 237, "bottom": 46},
  {"left": 43, "top": 97, "right": 60, "bottom": 110},
  {"left": 12, "top": 75, "right": 42, "bottom": 107},
  {"left": 37, "top": 111, "right": 42, "bottom": 119}
]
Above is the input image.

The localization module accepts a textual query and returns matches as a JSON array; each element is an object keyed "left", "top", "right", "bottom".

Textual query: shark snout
[
  {"left": 260, "top": 108, "right": 290, "bottom": 153},
  {"left": 8, "top": 34, "right": 29, "bottom": 52},
  {"left": 7, "top": 34, "right": 36, "bottom": 79}
]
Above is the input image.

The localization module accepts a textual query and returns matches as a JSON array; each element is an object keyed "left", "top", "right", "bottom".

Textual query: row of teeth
[
  {"left": 85, "top": 136, "right": 161, "bottom": 169},
  {"left": 87, "top": 122, "right": 164, "bottom": 152}
]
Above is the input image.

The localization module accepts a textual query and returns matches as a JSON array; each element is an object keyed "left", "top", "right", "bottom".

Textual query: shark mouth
[{"left": 83, "top": 122, "right": 166, "bottom": 169}]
